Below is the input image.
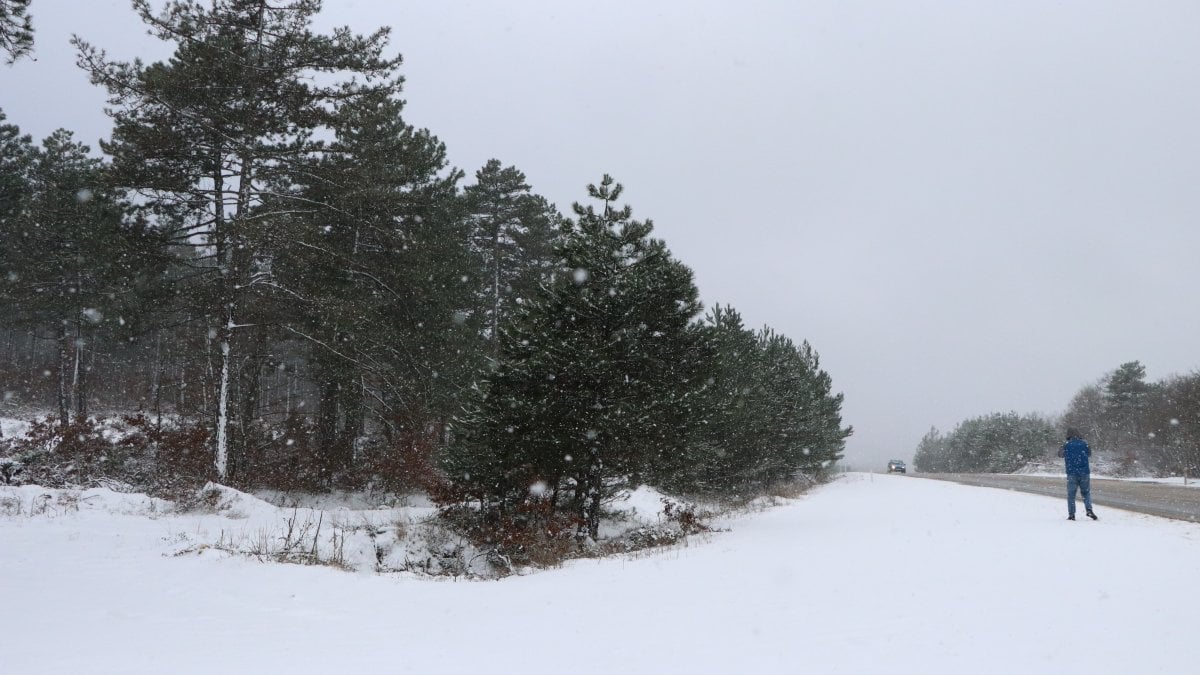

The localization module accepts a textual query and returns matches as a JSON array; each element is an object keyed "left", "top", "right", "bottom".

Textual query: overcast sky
[{"left": 3, "top": 1, "right": 1199, "bottom": 468}]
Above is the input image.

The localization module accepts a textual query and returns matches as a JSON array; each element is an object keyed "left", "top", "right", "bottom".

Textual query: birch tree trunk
[{"left": 215, "top": 312, "right": 232, "bottom": 481}]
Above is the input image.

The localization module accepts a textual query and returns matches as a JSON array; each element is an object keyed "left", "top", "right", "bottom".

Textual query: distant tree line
[
  {"left": 0, "top": 1, "right": 850, "bottom": 533},
  {"left": 912, "top": 413, "right": 1058, "bottom": 474},
  {"left": 914, "top": 361, "right": 1200, "bottom": 476}
]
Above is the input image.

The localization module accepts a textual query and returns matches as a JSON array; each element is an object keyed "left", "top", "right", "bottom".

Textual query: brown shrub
[
  {"left": 117, "top": 414, "right": 212, "bottom": 499},
  {"left": 11, "top": 416, "right": 117, "bottom": 487},
  {"left": 440, "top": 499, "right": 584, "bottom": 572}
]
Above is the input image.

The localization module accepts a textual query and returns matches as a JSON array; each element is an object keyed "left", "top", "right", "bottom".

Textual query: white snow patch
[{"left": 3, "top": 474, "right": 1199, "bottom": 673}]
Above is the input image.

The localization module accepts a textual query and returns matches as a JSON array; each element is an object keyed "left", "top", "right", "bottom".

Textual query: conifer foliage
[
  {"left": 650, "top": 305, "right": 850, "bottom": 496},
  {"left": 919, "top": 360, "right": 1200, "bottom": 476},
  {"left": 448, "top": 176, "right": 707, "bottom": 539},
  {"left": 464, "top": 160, "right": 565, "bottom": 353},
  {"left": 0, "top": 0, "right": 33, "bottom": 63},
  {"left": 0, "top": 2, "right": 851, "bottom": 515},
  {"left": 73, "top": 0, "right": 409, "bottom": 481},
  {"left": 912, "top": 413, "right": 1057, "bottom": 473},
  {"left": 0, "top": 128, "right": 163, "bottom": 427},
  {"left": 447, "top": 177, "right": 850, "bottom": 538}
]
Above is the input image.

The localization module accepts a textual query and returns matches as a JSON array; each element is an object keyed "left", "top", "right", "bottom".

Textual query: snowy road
[
  {"left": 3, "top": 474, "right": 1199, "bottom": 674},
  {"left": 920, "top": 473, "right": 1200, "bottom": 522}
]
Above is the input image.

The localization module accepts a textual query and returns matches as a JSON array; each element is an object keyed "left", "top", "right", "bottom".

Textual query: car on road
[{"left": 887, "top": 460, "right": 907, "bottom": 474}]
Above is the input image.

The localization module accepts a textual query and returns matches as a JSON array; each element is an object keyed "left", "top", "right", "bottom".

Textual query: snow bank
[
  {"left": 0, "top": 484, "right": 172, "bottom": 517},
  {"left": 2, "top": 480, "right": 692, "bottom": 579}
]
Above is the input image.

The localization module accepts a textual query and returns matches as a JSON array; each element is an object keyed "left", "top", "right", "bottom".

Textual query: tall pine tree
[
  {"left": 74, "top": 0, "right": 405, "bottom": 481},
  {"left": 0, "top": 130, "right": 162, "bottom": 425},
  {"left": 275, "top": 89, "right": 473, "bottom": 483},
  {"left": 449, "top": 176, "right": 705, "bottom": 539},
  {"left": 463, "top": 160, "right": 564, "bottom": 354}
]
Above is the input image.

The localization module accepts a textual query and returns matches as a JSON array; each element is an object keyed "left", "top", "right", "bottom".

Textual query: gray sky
[{"left": 3, "top": 1, "right": 1199, "bottom": 469}]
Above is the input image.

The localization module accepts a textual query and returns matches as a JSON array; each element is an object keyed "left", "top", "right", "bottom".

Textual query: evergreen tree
[
  {"left": 0, "top": 130, "right": 163, "bottom": 425},
  {"left": 649, "top": 304, "right": 754, "bottom": 493},
  {"left": 758, "top": 332, "right": 850, "bottom": 478},
  {"left": 463, "top": 160, "right": 564, "bottom": 353},
  {"left": 914, "top": 412, "right": 1056, "bottom": 473},
  {"left": 449, "top": 176, "right": 704, "bottom": 539},
  {"left": 913, "top": 426, "right": 948, "bottom": 472},
  {"left": 655, "top": 306, "right": 849, "bottom": 495},
  {"left": 0, "top": 0, "right": 33, "bottom": 63},
  {"left": 276, "top": 89, "right": 473, "bottom": 482},
  {"left": 74, "top": 0, "right": 405, "bottom": 481},
  {"left": 0, "top": 110, "right": 32, "bottom": 225},
  {"left": 1104, "top": 361, "right": 1155, "bottom": 456}
]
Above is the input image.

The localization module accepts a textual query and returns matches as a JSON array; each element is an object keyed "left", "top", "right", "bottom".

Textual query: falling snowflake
[{"left": 572, "top": 268, "right": 589, "bottom": 284}]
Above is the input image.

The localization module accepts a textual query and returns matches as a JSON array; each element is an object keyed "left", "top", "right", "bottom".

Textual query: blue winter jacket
[{"left": 1060, "top": 437, "right": 1091, "bottom": 475}]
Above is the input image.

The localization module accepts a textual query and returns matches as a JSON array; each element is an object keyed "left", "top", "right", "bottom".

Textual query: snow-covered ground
[
  {"left": 0, "top": 415, "right": 31, "bottom": 439},
  {"left": 3, "top": 473, "right": 1199, "bottom": 674}
]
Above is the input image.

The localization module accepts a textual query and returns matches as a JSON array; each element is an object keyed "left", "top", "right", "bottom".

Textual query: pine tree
[
  {"left": 464, "top": 160, "right": 564, "bottom": 354},
  {"left": 0, "top": 109, "right": 32, "bottom": 224},
  {"left": 649, "top": 304, "right": 754, "bottom": 493},
  {"left": 656, "top": 306, "right": 850, "bottom": 496},
  {"left": 275, "top": 89, "right": 473, "bottom": 482},
  {"left": 0, "top": 130, "right": 163, "bottom": 425},
  {"left": 0, "top": 0, "right": 33, "bottom": 63},
  {"left": 74, "top": 0, "right": 405, "bottom": 481},
  {"left": 756, "top": 332, "right": 850, "bottom": 480},
  {"left": 913, "top": 426, "right": 948, "bottom": 472},
  {"left": 1105, "top": 361, "right": 1154, "bottom": 455},
  {"left": 918, "top": 412, "right": 1055, "bottom": 473},
  {"left": 449, "top": 176, "right": 705, "bottom": 539}
]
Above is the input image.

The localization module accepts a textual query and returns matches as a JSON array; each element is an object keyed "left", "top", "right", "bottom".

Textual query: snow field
[{"left": 3, "top": 473, "right": 1199, "bottom": 674}]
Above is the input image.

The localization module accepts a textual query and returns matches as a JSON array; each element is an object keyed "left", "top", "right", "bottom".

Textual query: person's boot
[
  {"left": 1086, "top": 511, "right": 1097, "bottom": 520},
  {"left": 1067, "top": 514, "right": 1075, "bottom": 520}
]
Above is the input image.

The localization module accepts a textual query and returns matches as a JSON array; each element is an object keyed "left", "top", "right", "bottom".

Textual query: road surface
[{"left": 917, "top": 473, "right": 1200, "bottom": 522}]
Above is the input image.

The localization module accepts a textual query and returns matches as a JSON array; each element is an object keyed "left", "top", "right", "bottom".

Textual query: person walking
[{"left": 1058, "top": 428, "right": 1098, "bottom": 520}]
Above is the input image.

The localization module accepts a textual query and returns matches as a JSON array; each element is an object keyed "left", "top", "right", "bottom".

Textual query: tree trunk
[
  {"left": 215, "top": 313, "right": 232, "bottom": 482},
  {"left": 316, "top": 374, "right": 341, "bottom": 474},
  {"left": 342, "top": 377, "right": 367, "bottom": 462},
  {"left": 492, "top": 220, "right": 501, "bottom": 356},
  {"left": 232, "top": 326, "right": 267, "bottom": 484},
  {"left": 586, "top": 482, "right": 603, "bottom": 541},
  {"left": 57, "top": 321, "right": 70, "bottom": 428},
  {"left": 73, "top": 322, "right": 87, "bottom": 420}
]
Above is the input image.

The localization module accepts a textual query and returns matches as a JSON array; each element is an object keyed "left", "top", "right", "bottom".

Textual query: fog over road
[{"left": 917, "top": 474, "right": 1200, "bottom": 523}]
